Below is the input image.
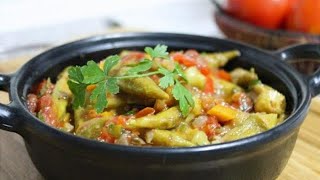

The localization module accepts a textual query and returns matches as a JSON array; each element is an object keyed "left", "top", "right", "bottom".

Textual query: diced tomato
[
  {"left": 38, "top": 94, "right": 53, "bottom": 109},
  {"left": 200, "top": 116, "right": 221, "bottom": 140},
  {"left": 99, "top": 128, "right": 115, "bottom": 143},
  {"left": 135, "top": 107, "right": 156, "bottom": 118},
  {"left": 172, "top": 53, "right": 197, "bottom": 67},
  {"left": 110, "top": 115, "right": 129, "bottom": 126},
  {"left": 35, "top": 80, "right": 47, "bottom": 94},
  {"left": 200, "top": 94, "right": 215, "bottom": 111},
  {"left": 203, "top": 76, "right": 214, "bottom": 94},
  {"left": 231, "top": 92, "right": 253, "bottom": 112},
  {"left": 217, "top": 70, "right": 232, "bottom": 81},
  {"left": 172, "top": 50, "right": 213, "bottom": 77},
  {"left": 196, "top": 56, "right": 212, "bottom": 76},
  {"left": 38, "top": 94, "right": 61, "bottom": 127},
  {"left": 197, "top": 64, "right": 211, "bottom": 76},
  {"left": 35, "top": 79, "right": 54, "bottom": 95},
  {"left": 184, "top": 49, "right": 200, "bottom": 59},
  {"left": 83, "top": 109, "right": 102, "bottom": 120},
  {"left": 121, "top": 52, "right": 145, "bottom": 64},
  {"left": 27, "top": 94, "right": 38, "bottom": 114}
]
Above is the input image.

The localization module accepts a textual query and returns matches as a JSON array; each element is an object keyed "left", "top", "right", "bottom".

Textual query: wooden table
[{"left": 1, "top": 56, "right": 319, "bottom": 180}]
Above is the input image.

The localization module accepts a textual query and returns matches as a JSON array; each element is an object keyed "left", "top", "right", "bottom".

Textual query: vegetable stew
[{"left": 27, "top": 45, "right": 286, "bottom": 147}]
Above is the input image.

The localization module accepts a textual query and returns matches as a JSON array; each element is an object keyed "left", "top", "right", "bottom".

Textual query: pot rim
[{"left": 8, "top": 32, "right": 312, "bottom": 154}]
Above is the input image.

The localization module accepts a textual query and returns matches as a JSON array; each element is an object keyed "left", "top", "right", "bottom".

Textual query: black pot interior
[{"left": 18, "top": 33, "right": 301, "bottom": 126}]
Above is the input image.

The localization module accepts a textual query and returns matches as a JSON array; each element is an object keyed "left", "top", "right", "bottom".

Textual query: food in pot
[{"left": 27, "top": 45, "right": 286, "bottom": 147}]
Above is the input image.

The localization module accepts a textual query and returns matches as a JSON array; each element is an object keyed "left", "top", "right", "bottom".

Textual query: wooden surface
[{"left": 0, "top": 57, "right": 319, "bottom": 180}]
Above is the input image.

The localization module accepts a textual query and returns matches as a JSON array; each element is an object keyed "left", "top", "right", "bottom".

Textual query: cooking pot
[{"left": 0, "top": 33, "right": 319, "bottom": 180}]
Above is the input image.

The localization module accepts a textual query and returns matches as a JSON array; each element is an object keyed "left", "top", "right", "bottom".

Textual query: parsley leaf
[
  {"left": 67, "top": 80, "right": 87, "bottom": 109},
  {"left": 90, "top": 81, "right": 107, "bottom": 113},
  {"left": 158, "top": 67, "right": 175, "bottom": 89},
  {"left": 68, "top": 66, "right": 83, "bottom": 83},
  {"left": 174, "top": 63, "right": 187, "bottom": 81},
  {"left": 106, "top": 77, "right": 119, "bottom": 94},
  {"left": 172, "top": 81, "right": 194, "bottom": 116},
  {"left": 81, "top": 61, "right": 105, "bottom": 84},
  {"left": 127, "top": 59, "right": 153, "bottom": 75},
  {"left": 145, "top": 44, "right": 169, "bottom": 59},
  {"left": 103, "top": 55, "right": 120, "bottom": 75}
]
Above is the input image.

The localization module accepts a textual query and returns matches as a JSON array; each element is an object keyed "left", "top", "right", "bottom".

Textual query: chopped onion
[{"left": 192, "top": 116, "right": 208, "bottom": 128}]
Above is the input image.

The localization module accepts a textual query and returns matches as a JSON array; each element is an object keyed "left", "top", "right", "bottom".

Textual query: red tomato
[
  {"left": 197, "top": 64, "right": 211, "bottom": 76},
  {"left": 121, "top": 51, "right": 145, "bottom": 65},
  {"left": 200, "top": 116, "right": 221, "bottom": 140},
  {"left": 226, "top": 0, "right": 290, "bottom": 29},
  {"left": 231, "top": 92, "right": 253, "bottom": 112},
  {"left": 99, "top": 128, "right": 115, "bottom": 143},
  {"left": 110, "top": 115, "right": 129, "bottom": 126},
  {"left": 204, "top": 76, "right": 214, "bottom": 94},
  {"left": 27, "top": 94, "right": 38, "bottom": 114},
  {"left": 172, "top": 53, "right": 197, "bottom": 67},
  {"left": 285, "top": 0, "right": 320, "bottom": 34},
  {"left": 216, "top": 70, "right": 232, "bottom": 81},
  {"left": 38, "top": 94, "right": 61, "bottom": 127},
  {"left": 135, "top": 107, "right": 156, "bottom": 118}
]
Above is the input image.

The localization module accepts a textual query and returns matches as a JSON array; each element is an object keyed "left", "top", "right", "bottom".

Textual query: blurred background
[{"left": 0, "top": 0, "right": 220, "bottom": 53}]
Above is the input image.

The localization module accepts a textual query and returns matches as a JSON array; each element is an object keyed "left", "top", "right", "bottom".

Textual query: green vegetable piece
[
  {"left": 107, "top": 123, "right": 123, "bottom": 138},
  {"left": 76, "top": 118, "right": 107, "bottom": 139},
  {"left": 215, "top": 79, "right": 243, "bottom": 102},
  {"left": 203, "top": 50, "right": 240, "bottom": 68},
  {"left": 185, "top": 66, "right": 206, "bottom": 89},
  {"left": 127, "top": 107, "right": 182, "bottom": 129},
  {"left": 251, "top": 113, "right": 278, "bottom": 130},
  {"left": 191, "top": 95, "right": 203, "bottom": 116},
  {"left": 252, "top": 84, "right": 286, "bottom": 115},
  {"left": 118, "top": 77, "right": 169, "bottom": 100},
  {"left": 175, "top": 123, "right": 209, "bottom": 146},
  {"left": 223, "top": 118, "right": 263, "bottom": 142},
  {"left": 146, "top": 129, "right": 195, "bottom": 147},
  {"left": 230, "top": 68, "right": 259, "bottom": 88},
  {"left": 52, "top": 69, "right": 72, "bottom": 119},
  {"left": 105, "top": 95, "right": 126, "bottom": 109},
  {"left": 106, "top": 93, "right": 155, "bottom": 110},
  {"left": 74, "top": 108, "right": 86, "bottom": 130},
  {"left": 52, "top": 69, "right": 74, "bottom": 132}
]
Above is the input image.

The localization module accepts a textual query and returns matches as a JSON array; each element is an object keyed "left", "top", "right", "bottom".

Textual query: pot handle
[
  {"left": 0, "top": 73, "right": 19, "bottom": 132},
  {"left": 273, "top": 44, "right": 320, "bottom": 97}
]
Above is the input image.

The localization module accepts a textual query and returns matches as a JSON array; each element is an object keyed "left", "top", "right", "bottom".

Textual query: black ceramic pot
[{"left": 0, "top": 33, "right": 319, "bottom": 180}]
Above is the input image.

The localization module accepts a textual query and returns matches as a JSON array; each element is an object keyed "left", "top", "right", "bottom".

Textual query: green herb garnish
[{"left": 67, "top": 45, "right": 194, "bottom": 116}]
